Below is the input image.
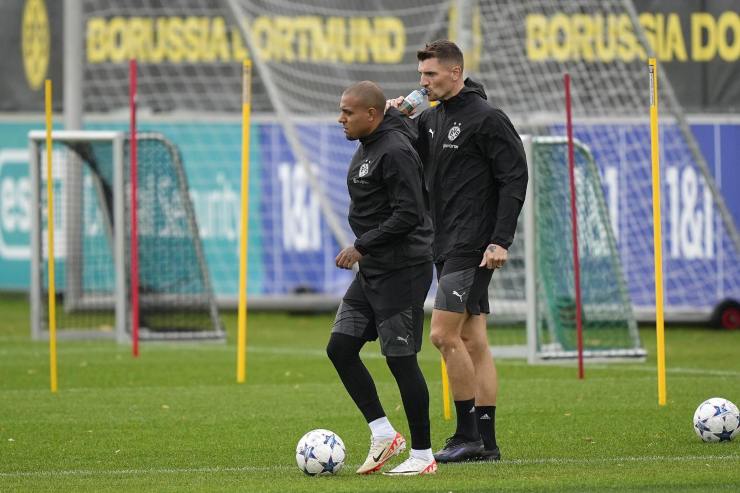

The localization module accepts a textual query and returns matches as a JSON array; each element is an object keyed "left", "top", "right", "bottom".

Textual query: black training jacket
[
  {"left": 409, "top": 78, "right": 528, "bottom": 261},
  {"left": 348, "top": 107, "right": 433, "bottom": 276}
]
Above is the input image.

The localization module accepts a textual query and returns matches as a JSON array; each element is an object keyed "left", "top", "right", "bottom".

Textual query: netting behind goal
[
  {"left": 29, "top": 131, "right": 223, "bottom": 341},
  {"left": 532, "top": 137, "right": 642, "bottom": 358},
  {"left": 471, "top": 0, "right": 740, "bottom": 322},
  {"left": 224, "top": 0, "right": 739, "bottom": 338},
  {"left": 74, "top": 1, "right": 740, "bottom": 356},
  {"left": 30, "top": 135, "right": 118, "bottom": 339},
  {"left": 129, "top": 133, "right": 223, "bottom": 338},
  {"left": 81, "top": 0, "right": 354, "bottom": 304}
]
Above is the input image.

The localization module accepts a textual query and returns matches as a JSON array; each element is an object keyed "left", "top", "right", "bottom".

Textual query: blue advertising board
[{"left": 0, "top": 117, "right": 738, "bottom": 314}]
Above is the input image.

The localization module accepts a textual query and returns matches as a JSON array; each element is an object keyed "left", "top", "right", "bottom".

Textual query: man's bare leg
[
  {"left": 461, "top": 314, "right": 501, "bottom": 460},
  {"left": 461, "top": 314, "right": 497, "bottom": 405},
  {"left": 430, "top": 309, "right": 485, "bottom": 462},
  {"left": 430, "top": 309, "right": 476, "bottom": 399}
]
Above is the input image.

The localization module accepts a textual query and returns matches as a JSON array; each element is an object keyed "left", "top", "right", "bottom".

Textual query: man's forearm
[{"left": 490, "top": 195, "right": 524, "bottom": 249}]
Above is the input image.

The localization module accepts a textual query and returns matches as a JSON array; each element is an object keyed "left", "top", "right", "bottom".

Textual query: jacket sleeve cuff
[
  {"left": 354, "top": 241, "right": 369, "bottom": 255},
  {"left": 489, "top": 237, "right": 513, "bottom": 250}
]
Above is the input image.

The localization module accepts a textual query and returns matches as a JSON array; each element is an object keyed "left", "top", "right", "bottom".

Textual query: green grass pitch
[{"left": 0, "top": 293, "right": 738, "bottom": 492}]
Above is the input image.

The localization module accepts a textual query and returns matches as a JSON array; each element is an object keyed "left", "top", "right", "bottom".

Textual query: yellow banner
[
  {"left": 526, "top": 11, "right": 740, "bottom": 63},
  {"left": 86, "top": 15, "right": 405, "bottom": 65}
]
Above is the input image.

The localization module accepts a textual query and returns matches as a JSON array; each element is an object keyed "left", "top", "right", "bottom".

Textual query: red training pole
[
  {"left": 129, "top": 59, "right": 140, "bottom": 357},
  {"left": 564, "top": 73, "right": 584, "bottom": 379}
]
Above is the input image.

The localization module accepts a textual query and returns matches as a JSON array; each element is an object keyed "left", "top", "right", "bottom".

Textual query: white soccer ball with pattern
[
  {"left": 295, "top": 429, "right": 346, "bottom": 475},
  {"left": 693, "top": 397, "right": 740, "bottom": 442}
]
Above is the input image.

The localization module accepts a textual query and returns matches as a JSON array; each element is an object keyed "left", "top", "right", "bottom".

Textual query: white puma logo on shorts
[
  {"left": 452, "top": 290, "right": 465, "bottom": 302},
  {"left": 396, "top": 334, "right": 410, "bottom": 344}
]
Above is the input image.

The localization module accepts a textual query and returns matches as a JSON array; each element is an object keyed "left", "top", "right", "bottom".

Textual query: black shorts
[
  {"left": 434, "top": 256, "right": 494, "bottom": 315},
  {"left": 331, "top": 262, "right": 432, "bottom": 357}
]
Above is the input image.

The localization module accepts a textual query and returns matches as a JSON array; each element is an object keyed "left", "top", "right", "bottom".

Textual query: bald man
[{"left": 326, "top": 81, "right": 436, "bottom": 475}]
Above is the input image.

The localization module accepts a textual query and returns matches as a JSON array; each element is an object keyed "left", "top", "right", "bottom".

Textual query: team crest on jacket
[
  {"left": 448, "top": 123, "right": 461, "bottom": 141},
  {"left": 359, "top": 160, "right": 370, "bottom": 177}
]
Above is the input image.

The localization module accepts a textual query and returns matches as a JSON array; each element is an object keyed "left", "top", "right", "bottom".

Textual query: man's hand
[
  {"left": 479, "top": 244, "right": 508, "bottom": 270},
  {"left": 335, "top": 246, "right": 363, "bottom": 269},
  {"left": 385, "top": 96, "right": 404, "bottom": 113}
]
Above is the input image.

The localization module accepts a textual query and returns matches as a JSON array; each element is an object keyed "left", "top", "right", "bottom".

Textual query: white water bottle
[{"left": 398, "top": 88, "right": 428, "bottom": 115}]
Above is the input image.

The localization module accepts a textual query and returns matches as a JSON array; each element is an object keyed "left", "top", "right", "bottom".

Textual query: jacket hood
[
  {"left": 360, "top": 107, "right": 415, "bottom": 146},
  {"left": 443, "top": 78, "right": 487, "bottom": 108}
]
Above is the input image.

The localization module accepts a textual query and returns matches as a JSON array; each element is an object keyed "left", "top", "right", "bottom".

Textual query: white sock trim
[
  {"left": 410, "top": 448, "right": 434, "bottom": 461},
  {"left": 368, "top": 416, "right": 395, "bottom": 439}
]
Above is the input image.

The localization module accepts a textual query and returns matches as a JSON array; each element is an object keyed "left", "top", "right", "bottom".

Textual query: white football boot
[
  {"left": 355, "top": 432, "right": 406, "bottom": 474},
  {"left": 383, "top": 455, "right": 438, "bottom": 476}
]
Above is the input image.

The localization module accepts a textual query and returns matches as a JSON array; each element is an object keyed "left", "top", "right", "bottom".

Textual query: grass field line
[{"left": 1, "top": 454, "right": 738, "bottom": 479}]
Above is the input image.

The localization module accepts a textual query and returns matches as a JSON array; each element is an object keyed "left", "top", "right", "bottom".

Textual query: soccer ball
[
  {"left": 693, "top": 397, "right": 740, "bottom": 442},
  {"left": 295, "top": 429, "right": 346, "bottom": 475}
]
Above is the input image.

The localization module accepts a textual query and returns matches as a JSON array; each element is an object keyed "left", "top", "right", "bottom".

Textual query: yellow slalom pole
[
  {"left": 45, "top": 79, "right": 58, "bottom": 393},
  {"left": 237, "top": 60, "right": 252, "bottom": 383},
  {"left": 648, "top": 58, "right": 666, "bottom": 406},
  {"left": 441, "top": 357, "right": 451, "bottom": 420}
]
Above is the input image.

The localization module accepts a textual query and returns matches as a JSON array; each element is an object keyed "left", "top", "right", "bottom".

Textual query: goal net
[
  {"left": 29, "top": 130, "right": 223, "bottom": 341},
  {"left": 529, "top": 137, "right": 642, "bottom": 359},
  {"left": 80, "top": 0, "right": 353, "bottom": 307},
  {"left": 72, "top": 0, "right": 740, "bottom": 359},
  {"left": 222, "top": 0, "right": 739, "bottom": 358}
]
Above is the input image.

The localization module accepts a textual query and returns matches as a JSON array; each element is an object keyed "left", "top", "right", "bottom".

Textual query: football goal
[{"left": 29, "top": 130, "right": 224, "bottom": 343}]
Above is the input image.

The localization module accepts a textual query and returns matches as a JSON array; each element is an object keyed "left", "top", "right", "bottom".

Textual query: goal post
[
  {"left": 518, "top": 135, "right": 644, "bottom": 363},
  {"left": 29, "top": 130, "right": 125, "bottom": 341},
  {"left": 528, "top": 136, "right": 644, "bottom": 361},
  {"left": 29, "top": 130, "right": 224, "bottom": 343}
]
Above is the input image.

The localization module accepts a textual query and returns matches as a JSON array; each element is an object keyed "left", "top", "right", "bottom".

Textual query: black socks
[
  {"left": 453, "top": 398, "right": 479, "bottom": 442},
  {"left": 452, "top": 402, "right": 498, "bottom": 449},
  {"left": 476, "top": 405, "right": 497, "bottom": 450}
]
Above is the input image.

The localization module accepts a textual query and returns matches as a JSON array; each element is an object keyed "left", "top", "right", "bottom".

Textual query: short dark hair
[
  {"left": 342, "top": 81, "right": 386, "bottom": 113},
  {"left": 417, "top": 39, "right": 464, "bottom": 71}
]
